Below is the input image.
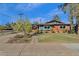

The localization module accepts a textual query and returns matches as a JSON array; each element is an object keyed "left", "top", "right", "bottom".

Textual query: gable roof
[
  {"left": 32, "top": 19, "right": 70, "bottom": 26},
  {"left": 46, "top": 20, "right": 64, "bottom": 24}
]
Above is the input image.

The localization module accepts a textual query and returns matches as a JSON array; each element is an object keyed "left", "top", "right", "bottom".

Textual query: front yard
[{"left": 38, "top": 33, "right": 79, "bottom": 43}]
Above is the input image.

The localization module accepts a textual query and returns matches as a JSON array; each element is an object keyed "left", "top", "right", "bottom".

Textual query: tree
[
  {"left": 74, "top": 4, "right": 79, "bottom": 24},
  {"left": 59, "top": 3, "right": 79, "bottom": 34},
  {"left": 10, "top": 20, "right": 23, "bottom": 32},
  {"left": 5, "top": 23, "right": 12, "bottom": 29},
  {"left": 53, "top": 15, "right": 60, "bottom": 21},
  {"left": 23, "top": 19, "right": 32, "bottom": 34},
  {"left": 33, "top": 21, "right": 39, "bottom": 25},
  {"left": 59, "top": 4, "right": 73, "bottom": 24},
  {"left": 11, "top": 17, "right": 32, "bottom": 37},
  {"left": 0, "top": 25, "right": 5, "bottom": 31}
]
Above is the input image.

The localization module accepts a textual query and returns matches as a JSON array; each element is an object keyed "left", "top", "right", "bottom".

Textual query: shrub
[
  {"left": 14, "top": 34, "right": 24, "bottom": 38},
  {"left": 63, "top": 29, "right": 67, "bottom": 33}
]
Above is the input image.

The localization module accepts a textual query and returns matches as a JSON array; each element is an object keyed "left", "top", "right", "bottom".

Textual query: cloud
[
  {"left": 47, "top": 8, "right": 63, "bottom": 17},
  {"left": 30, "top": 17, "right": 46, "bottom": 23},
  {"left": 15, "top": 3, "right": 43, "bottom": 11},
  {"left": 30, "top": 8, "right": 63, "bottom": 23},
  {"left": 43, "top": 8, "right": 64, "bottom": 21},
  {"left": 26, "top": 3, "right": 43, "bottom": 10}
]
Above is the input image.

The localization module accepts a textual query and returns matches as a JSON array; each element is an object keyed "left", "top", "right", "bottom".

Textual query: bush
[
  {"left": 14, "top": 34, "right": 24, "bottom": 38},
  {"left": 7, "top": 34, "right": 32, "bottom": 43},
  {"left": 63, "top": 29, "right": 67, "bottom": 33},
  {"left": 51, "top": 29, "right": 55, "bottom": 33},
  {"left": 71, "top": 26, "right": 75, "bottom": 33},
  {"left": 0, "top": 25, "right": 6, "bottom": 31}
]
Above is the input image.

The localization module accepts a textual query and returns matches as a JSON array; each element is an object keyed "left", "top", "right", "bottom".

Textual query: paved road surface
[{"left": 0, "top": 33, "right": 79, "bottom": 56}]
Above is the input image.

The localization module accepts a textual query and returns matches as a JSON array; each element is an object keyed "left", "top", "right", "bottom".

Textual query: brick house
[{"left": 32, "top": 20, "right": 71, "bottom": 33}]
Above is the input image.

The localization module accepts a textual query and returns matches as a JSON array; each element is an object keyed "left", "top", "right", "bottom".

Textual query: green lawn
[{"left": 38, "top": 33, "right": 79, "bottom": 43}]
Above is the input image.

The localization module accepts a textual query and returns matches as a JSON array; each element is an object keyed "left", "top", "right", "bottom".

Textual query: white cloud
[
  {"left": 30, "top": 8, "right": 63, "bottom": 23},
  {"left": 15, "top": 3, "right": 43, "bottom": 11},
  {"left": 30, "top": 17, "right": 46, "bottom": 23},
  {"left": 26, "top": 3, "right": 42, "bottom": 10},
  {"left": 47, "top": 8, "right": 62, "bottom": 17}
]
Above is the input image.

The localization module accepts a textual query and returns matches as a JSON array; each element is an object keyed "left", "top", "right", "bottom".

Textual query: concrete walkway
[{"left": 0, "top": 34, "right": 79, "bottom": 56}]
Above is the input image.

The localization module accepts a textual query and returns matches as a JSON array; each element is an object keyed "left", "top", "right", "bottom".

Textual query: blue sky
[{"left": 0, "top": 3, "right": 69, "bottom": 25}]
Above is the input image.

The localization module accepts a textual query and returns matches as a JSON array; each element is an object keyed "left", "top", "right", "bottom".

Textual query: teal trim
[{"left": 39, "top": 26, "right": 52, "bottom": 30}]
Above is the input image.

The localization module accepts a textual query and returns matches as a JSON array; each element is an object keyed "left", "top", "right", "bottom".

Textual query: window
[
  {"left": 63, "top": 25, "right": 65, "bottom": 28},
  {"left": 48, "top": 26, "right": 50, "bottom": 29},
  {"left": 45, "top": 26, "right": 47, "bottom": 28},
  {"left": 45, "top": 26, "right": 50, "bottom": 29},
  {"left": 60, "top": 25, "right": 65, "bottom": 29}
]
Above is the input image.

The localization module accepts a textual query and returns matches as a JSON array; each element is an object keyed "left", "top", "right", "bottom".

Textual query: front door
[{"left": 52, "top": 25, "right": 59, "bottom": 33}]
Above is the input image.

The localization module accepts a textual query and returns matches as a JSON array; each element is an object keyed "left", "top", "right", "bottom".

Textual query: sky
[{"left": 0, "top": 3, "right": 69, "bottom": 25}]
